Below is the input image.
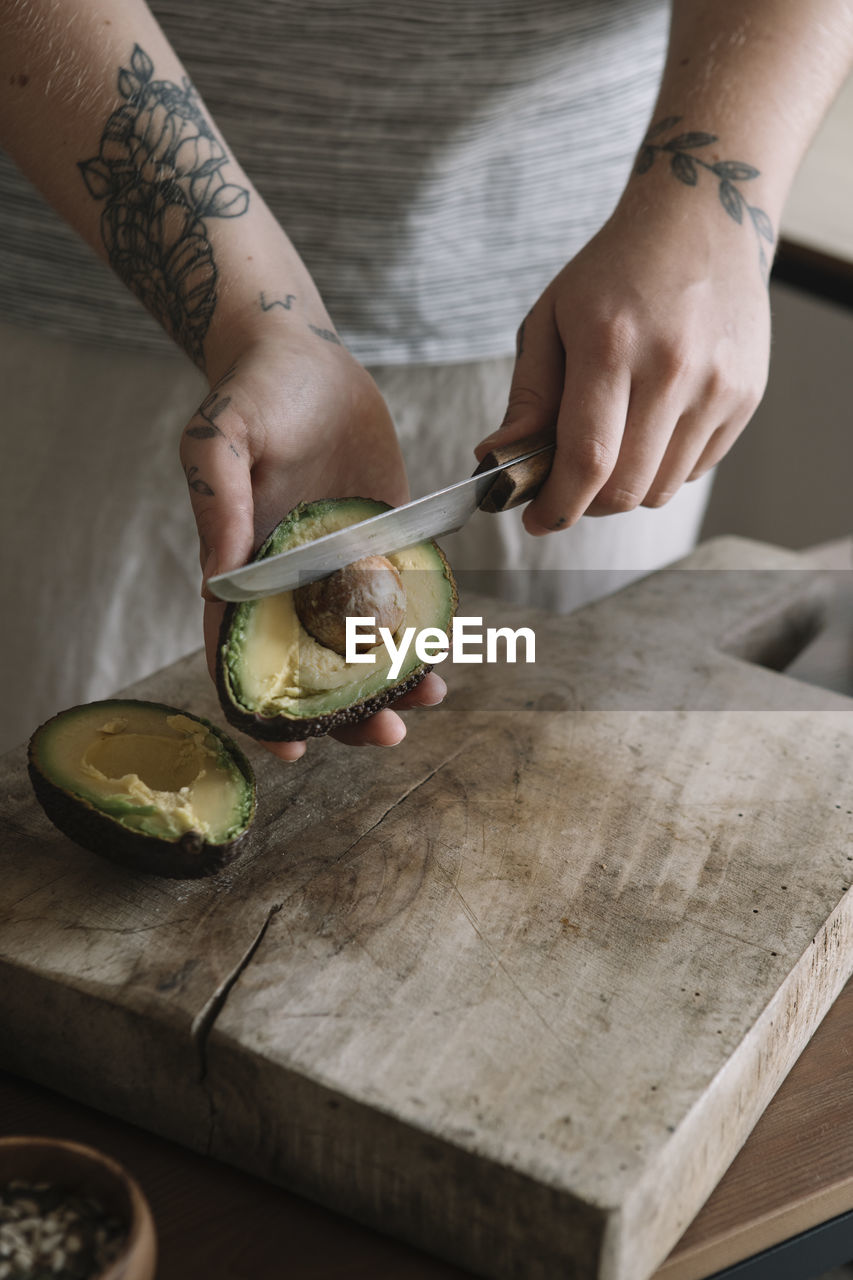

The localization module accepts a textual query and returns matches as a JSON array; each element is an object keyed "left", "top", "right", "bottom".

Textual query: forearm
[
  {"left": 622, "top": 0, "right": 853, "bottom": 274},
  {"left": 0, "top": 0, "right": 326, "bottom": 377}
]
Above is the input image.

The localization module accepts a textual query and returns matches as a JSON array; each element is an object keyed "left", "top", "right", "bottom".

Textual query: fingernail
[
  {"left": 475, "top": 432, "right": 504, "bottom": 460},
  {"left": 426, "top": 677, "right": 448, "bottom": 704},
  {"left": 523, "top": 517, "right": 552, "bottom": 538}
]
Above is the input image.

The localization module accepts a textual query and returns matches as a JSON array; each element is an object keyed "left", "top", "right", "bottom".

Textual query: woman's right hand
[{"left": 179, "top": 318, "right": 446, "bottom": 762}]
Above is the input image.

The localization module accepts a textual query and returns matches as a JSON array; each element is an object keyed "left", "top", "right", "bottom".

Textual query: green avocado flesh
[
  {"left": 219, "top": 498, "right": 457, "bottom": 733},
  {"left": 29, "top": 701, "right": 255, "bottom": 847}
]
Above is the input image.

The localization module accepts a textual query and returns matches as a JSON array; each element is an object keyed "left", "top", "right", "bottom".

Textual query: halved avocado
[
  {"left": 216, "top": 498, "right": 458, "bottom": 741},
  {"left": 28, "top": 700, "right": 256, "bottom": 878}
]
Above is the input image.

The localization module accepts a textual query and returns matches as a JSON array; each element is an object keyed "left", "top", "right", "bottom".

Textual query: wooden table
[{"left": 2, "top": 972, "right": 853, "bottom": 1280}]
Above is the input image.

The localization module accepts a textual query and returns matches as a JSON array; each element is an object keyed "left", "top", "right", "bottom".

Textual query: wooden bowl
[{"left": 0, "top": 1135, "right": 157, "bottom": 1279}]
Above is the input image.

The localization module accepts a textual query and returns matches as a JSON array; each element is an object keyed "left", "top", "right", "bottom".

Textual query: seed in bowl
[{"left": 0, "top": 1180, "right": 127, "bottom": 1279}]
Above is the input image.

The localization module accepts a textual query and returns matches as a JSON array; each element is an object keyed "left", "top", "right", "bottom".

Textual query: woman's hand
[
  {"left": 476, "top": 186, "right": 772, "bottom": 534},
  {"left": 479, "top": 0, "right": 853, "bottom": 534},
  {"left": 179, "top": 321, "right": 446, "bottom": 762}
]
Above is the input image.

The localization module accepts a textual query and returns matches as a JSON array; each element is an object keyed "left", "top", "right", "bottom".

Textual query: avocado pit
[{"left": 294, "top": 554, "right": 406, "bottom": 656}]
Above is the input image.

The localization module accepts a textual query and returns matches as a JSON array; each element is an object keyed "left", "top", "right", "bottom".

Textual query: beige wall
[{"left": 701, "top": 281, "right": 853, "bottom": 550}]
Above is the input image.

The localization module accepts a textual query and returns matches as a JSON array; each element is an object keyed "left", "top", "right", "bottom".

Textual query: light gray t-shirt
[{"left": 0, "top": 0, "right": 669, "bottom": 365}]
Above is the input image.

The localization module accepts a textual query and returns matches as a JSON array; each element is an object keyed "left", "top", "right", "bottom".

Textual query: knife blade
[{"left": 207, "top": 430, "right": 554, "bottom": 602}]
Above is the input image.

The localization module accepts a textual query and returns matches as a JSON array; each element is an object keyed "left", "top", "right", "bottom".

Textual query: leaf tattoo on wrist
[
  {"left": 307, "top": 323, "right": 341, "bottom": 345},
  {"left": 635, "top": 116, "right": 775, "bottom": 282},
  {"left": 79, "top": 45, "right": 250, "bottom": 368}
]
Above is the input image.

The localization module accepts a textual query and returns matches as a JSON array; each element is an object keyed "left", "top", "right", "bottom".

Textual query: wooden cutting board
[{"left": 1, "top": 536, "right": 852, "bottom": 1280}]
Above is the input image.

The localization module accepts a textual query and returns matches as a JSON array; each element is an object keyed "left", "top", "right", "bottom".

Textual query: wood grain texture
[
  {"left": 3, "top": 984, "right": 853, "bottom": 1279},
  {"left": 658, "top": 970, "right": 853, "bottom": 1279},
  {"left": 473, "top": 429, "right": 554, "bottom": 512},
  {"left": 0, "top": 1069, "right": 477, "bottom": 1280},
  {"left": 1, "top": 536, "right": 852, "bottom": 1280}
]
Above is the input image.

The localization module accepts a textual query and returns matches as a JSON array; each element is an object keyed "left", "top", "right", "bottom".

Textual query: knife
[{"left": 206, "top": 429, "right": 554, "bottom": 602}]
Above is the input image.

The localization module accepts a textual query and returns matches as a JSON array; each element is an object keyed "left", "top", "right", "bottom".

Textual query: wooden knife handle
[{"left": 474, "top": 429, "right": 555, "bottom": 514}]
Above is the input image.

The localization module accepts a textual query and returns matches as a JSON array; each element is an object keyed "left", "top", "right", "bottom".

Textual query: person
[{"left": 1, "top": 0, "right": 851, "bottom": 758}]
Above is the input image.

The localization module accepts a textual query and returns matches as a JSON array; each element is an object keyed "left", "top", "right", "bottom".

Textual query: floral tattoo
[
  {"left": 635, "top": 116, "right": 775, "bottom": 282},
  {"left": 79, "top": 44, "right": 250, "bottom": 367}
]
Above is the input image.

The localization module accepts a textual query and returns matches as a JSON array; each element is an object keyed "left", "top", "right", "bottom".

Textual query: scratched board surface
[{"left": 1, "top": 537, "right": 852, "bottom": 1280}]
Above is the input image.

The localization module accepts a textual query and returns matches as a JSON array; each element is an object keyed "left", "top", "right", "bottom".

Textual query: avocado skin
[
  {"left": 28, "top": 700, "right": 256, "bottom": 880},
  {"left": 215, "top": 500, "right": 458, "bottom": 743},
  {"left": 216, "top": 656, "right": 430, "bottom": 741}
]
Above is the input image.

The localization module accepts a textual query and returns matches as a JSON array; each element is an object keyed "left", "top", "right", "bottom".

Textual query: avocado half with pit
[
  {"left": 216, "top": 497, "right": 458, "bottom": 741},
  {"left": 28, "top": 700, "right": 256, "bottom": 878}
]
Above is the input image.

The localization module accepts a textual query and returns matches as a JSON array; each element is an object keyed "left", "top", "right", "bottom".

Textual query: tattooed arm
[
  {"left": 0, "top": 1, "right": 444, "bottom": 759},
  {"left": 478, "top": 0, "right": 853, "bottom": 531},
  {"left": 0, "top": 5, "right": 323, "bottom": 371}
]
